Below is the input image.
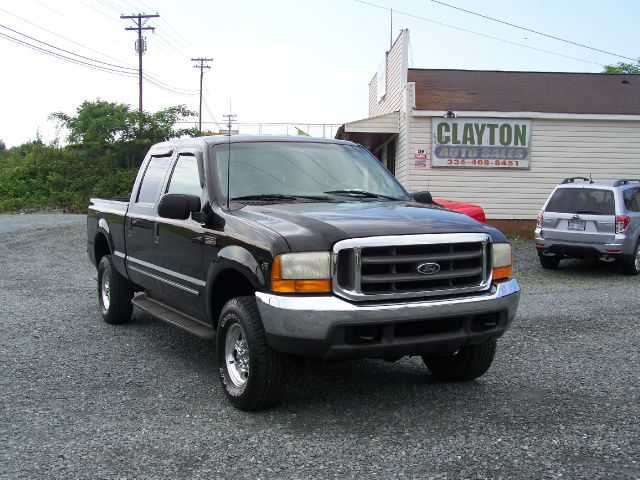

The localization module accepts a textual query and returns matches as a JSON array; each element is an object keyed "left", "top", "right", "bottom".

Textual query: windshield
[
  {"left": 545, "top": 188, "right": 615, "bottom": 215},
  {"left": 213, "top": 142, "right": 409, "bottom": 202}
]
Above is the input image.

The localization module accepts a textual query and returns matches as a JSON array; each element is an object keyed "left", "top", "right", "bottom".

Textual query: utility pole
[
  {"left": 222, "top": 113, "right": 237, "bottom": 135},
  {"left": 191, "top": 58, "right": 212, "bottom": 132},
  {"left": 121, "top": 13, "right": 159, "bottom": 132}
]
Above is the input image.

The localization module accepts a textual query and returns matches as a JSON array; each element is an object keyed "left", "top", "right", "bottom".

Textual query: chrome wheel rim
[
  {"left": 100, "top": 271, "right": 111, "bottom": 312},
  {"left": 635, "top": 246, "right": 640, "bottom": 271},
  {"left": 225, "top": 323, "right": 250, "bottom": 388}
]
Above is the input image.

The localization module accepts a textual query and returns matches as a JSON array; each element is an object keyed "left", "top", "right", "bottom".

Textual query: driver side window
[{"left": 167, "top": 153, "right": 203, "bottom": 198}]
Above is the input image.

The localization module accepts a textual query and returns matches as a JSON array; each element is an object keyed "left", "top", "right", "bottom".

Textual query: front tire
[
  {"left": 97, "top": 255, "right": 133, "bottom": 324},
  {"left": 422, "top": 340, "right": 497, "bottom": 381},
  {"left": 624, "top": 242, "right": 640, "bottom": 275},
  {"left": 216, "top": 297, "right": 287, "bottom": 411}
]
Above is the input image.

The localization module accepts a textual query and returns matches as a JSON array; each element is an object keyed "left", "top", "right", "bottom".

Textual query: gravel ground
[{"left": 1, "top": 214, "right": 638, "bottom": 479}]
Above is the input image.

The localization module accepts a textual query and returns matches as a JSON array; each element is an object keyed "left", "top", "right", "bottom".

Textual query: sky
[{"left": 1, "top": 0, "right": 639, "bottom": 147}]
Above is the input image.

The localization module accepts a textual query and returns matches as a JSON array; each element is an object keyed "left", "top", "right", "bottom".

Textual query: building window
[{"left": 386, "top": 139, "right": 396, "bottom": 176}]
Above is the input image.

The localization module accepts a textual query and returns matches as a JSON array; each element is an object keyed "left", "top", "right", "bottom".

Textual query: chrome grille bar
[{"left": 332, "top": 233, "right": 491, "bottom": 301}]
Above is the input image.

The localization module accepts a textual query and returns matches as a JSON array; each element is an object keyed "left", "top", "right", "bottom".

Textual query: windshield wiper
[
  {"left": 324, "top": 189, "right": 402, "bottom": 200},
  {"left": 231, "top": 194, "right": 330, "bottom": 202}
]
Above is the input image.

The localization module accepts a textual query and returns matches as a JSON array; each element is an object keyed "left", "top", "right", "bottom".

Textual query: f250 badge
[{"left": 416, "top": 262, "right": 440, "bottom": 275}]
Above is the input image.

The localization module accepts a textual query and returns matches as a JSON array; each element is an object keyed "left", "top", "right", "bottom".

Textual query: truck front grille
[{"left": 332, "top": 234, "right": 491, "bottom": 301}]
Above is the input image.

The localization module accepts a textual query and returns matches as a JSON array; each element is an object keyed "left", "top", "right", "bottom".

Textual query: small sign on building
[
  {"left": 431, "top": 118, "right": 531, "bottom": 169},
  {"left": 414, "top": 148, "right": 428, "bottom": 167}
]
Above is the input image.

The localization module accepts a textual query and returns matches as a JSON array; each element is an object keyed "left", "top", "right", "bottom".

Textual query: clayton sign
[{"left": 431, "top": 118, "right": 531, "bottom": 169}]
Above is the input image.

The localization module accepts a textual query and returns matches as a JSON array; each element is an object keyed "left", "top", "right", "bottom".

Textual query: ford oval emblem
[{"left": 417, "top": 262, "right": 441, "bottom": 275}]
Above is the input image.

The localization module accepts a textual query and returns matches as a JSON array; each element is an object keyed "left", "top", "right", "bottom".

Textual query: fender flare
[{"left": 205, "top": 245, "right": 266, "bottom": 326}]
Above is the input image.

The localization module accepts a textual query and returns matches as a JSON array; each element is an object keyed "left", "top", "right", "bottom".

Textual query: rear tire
[
  {"left": 624, "top": 242, "right": 640, "bottom": 275},
  {"left": 97, "top": 255, "right": 133, "bottom": 324},
  {"left": 216, "top": 297, "right": 287, "bottom": 411},
  {"left": 539, "top": 254, "right": 560, "bottom": 270},
  {"left": 422, "top": 340, "right": 497, "bottom": 381}
]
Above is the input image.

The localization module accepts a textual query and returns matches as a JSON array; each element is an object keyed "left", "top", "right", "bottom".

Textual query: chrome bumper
[{"left": 255, "top": 279, "right": 520, "bottom": 341}]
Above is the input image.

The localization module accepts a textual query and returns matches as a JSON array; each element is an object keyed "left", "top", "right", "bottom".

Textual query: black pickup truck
[{"left": 88, "top": 135, "right": 520, "bottom": 410}]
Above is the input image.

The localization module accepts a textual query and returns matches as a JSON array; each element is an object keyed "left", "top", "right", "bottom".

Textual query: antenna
[{"left": 223, "top": 100, "right": 236, "bottom": 209}]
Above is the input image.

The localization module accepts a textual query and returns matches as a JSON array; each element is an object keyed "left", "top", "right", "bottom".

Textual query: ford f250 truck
[{"left": 87, "top": 135, "right": 521, "bottom": 410}]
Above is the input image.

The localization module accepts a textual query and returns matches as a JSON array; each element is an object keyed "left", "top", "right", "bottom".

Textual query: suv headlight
[
  {"left": 492, "top": 243, "right": 513, "bottom": 281},
  {"left": 271, "top": 252, "right": 331, "bottom": 293}
]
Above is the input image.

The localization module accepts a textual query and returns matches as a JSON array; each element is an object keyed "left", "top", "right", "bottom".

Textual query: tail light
[
  {"left": 616, "top": 215, "right": 630, "bottom": 233},
  {"left": 536, "top": 210, "right": 544, "bottom": 227}
]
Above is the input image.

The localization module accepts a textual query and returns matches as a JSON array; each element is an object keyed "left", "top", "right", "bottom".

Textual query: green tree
[
  {"left": 602, "top": 60, "right": 640, "bottom": 74},
  {"left": 50, "top": 100, "right": 197, "bottom": 145},
  {"left": 50, "top": 100, "right": 134, "bottom": 144},
  {"left": 0, "top": 139, "right": 6, "bottom": 153}
]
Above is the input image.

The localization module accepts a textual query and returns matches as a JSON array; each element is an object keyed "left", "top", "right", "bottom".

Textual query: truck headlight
[
  {"left": 271, "top": 252, "right": 331, "bottom": 293},
  {"left": 492, "top": 243, "right": 513, "bottom": 281}
]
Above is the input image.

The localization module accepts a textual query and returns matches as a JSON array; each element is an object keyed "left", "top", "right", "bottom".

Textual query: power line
[
  {"left": 0, "top": 30, "right": 136, "bottom": 77},
  {"left": 0, "top": 6, "right": 134, "bottom": 67},
  {"left": 2, "top": 8, "right": 196, "bottom": 95},
  {"left": 143, "top": 75, "right": 198, "bottom": 97},
  {"left": 202, "top": 95, "right": 222, "bottom": 130},
  {"left": 0, "top": 22, "right": 136, "bottom": 71},
  {"left": 0, "top": 23, "right": 197, "bottom": 100},
  {"left": 430, "top": 0, "right": 637, "bottom": 62},
  {"left": 354, "top": 0, "right": 602, "bottom": 66}
]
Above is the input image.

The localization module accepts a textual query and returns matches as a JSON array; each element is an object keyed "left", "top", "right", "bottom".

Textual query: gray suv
[{"left": 535, "top": 177, "right": 640, "bottom": 275}]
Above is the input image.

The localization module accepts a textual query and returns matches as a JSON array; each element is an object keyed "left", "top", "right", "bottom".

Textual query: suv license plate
[{"left": 568, "top": 220, "right": 586, "bottom": 231}]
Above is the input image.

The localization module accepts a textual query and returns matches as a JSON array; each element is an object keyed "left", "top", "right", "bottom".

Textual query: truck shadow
[{"left": 126, "top": 310, "right": 540, "bottom": 420}]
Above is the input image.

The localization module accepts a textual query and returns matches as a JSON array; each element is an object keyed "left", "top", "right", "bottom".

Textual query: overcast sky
[{"left": 1, "top": 0, "right": 638, "bottom": 147}]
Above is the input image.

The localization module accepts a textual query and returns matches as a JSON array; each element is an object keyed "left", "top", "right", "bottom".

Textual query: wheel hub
[
  {"left": 101, "top": 272, "right": 111, "bottom": 311},
  {"left": 225, "top": 323, "right": 250, "bottom": 388}
]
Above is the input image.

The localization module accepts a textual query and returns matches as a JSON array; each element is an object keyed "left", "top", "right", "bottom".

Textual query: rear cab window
[
  {"left": 545, "top": 188, "right": 615, "bottom": 215},
  {"left": 136, "top": 155, "right": 172, "bottom": 205}
]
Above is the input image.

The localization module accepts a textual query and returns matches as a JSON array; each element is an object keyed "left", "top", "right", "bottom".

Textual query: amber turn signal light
[{"left": 271, "top": 255, "right": 332, "bottom": 293}]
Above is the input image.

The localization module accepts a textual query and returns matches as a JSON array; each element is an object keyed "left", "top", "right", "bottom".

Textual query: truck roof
[{"left": 153, "top": 134, "right": 357, "bottom": 150}]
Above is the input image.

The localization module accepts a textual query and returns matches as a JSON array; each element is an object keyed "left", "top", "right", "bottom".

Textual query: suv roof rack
[
  {"left": 613, "top": 179, "right": 640, "bottom": 187},
  {"left": 561, "top": 176, "right": 593, "bottom": 184}
]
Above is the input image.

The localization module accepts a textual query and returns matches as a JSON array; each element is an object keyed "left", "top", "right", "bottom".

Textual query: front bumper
[{"left": 255, "top": 279, "right": 521, "bottom": 359}]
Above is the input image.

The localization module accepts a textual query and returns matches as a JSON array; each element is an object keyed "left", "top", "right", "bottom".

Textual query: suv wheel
[
  {"left": 216, "top": 297, "right": 287, "bottom": 411},
  {"left": 539, "top": 254, "right": 560, "bottom": 270},
  {"left": 422, "top": 340, "right": 497, "bottom": 381},
  {"left": 97, "top": 255, "right": 133, "bottom": 324},
  {"left": 625, "top": 242, "right": 640, "bottom": 276}
]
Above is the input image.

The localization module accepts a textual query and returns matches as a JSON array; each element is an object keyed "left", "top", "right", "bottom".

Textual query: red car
[{"left": 435, "top": 198, "right": 486, "bottom": 223}]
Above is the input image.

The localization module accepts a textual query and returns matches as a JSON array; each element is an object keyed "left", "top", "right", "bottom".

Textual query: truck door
[
  {"left": 126, "top": 152, "right": 173, "bottom": 293},
  {"left": 151, "top": 150, "right": 207, "bottom": 320}
]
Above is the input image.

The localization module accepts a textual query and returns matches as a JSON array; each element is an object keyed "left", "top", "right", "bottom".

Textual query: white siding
[
  {"left": 394, "top": 83, "right": 415, "bottom": 189},
  {"left": 408, "top": 117, "right": 640, "bottom": 219},
  {"left": 368, "top": 30, "right": 408, "bottom": 118},
  {"left": 345, "top": 112, "right": 399, "bottom": 134}
]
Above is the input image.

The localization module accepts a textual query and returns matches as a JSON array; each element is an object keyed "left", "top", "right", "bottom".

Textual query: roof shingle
[{"left": 408, "top": 69, "right": 640, "bottom": 115}]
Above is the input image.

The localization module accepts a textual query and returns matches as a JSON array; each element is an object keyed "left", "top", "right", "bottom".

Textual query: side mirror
[
  {"left": 411, "top": 191, "right": 435, "bottom": 204},
  {"left": 158, "top": 194, "right": 201, "bottom": 220}
]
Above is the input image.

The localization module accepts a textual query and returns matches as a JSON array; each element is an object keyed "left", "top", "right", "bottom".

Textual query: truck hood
[{"left": 232, "top": 200, "right": 488, "bottom": 252}]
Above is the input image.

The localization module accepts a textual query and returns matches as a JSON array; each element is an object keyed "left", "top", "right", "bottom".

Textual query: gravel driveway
[{"left": 1, "top": 214, "right": 638, "bottom": 479}]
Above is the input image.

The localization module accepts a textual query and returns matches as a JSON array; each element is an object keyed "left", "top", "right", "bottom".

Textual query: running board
[{"left": 132, "top": 294, "right": 215, "bottom": 339}]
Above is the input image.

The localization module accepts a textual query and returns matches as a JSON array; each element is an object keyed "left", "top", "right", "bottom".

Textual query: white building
[{"left": 336, "top": 30, "right": 640, "bottom": 234}]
